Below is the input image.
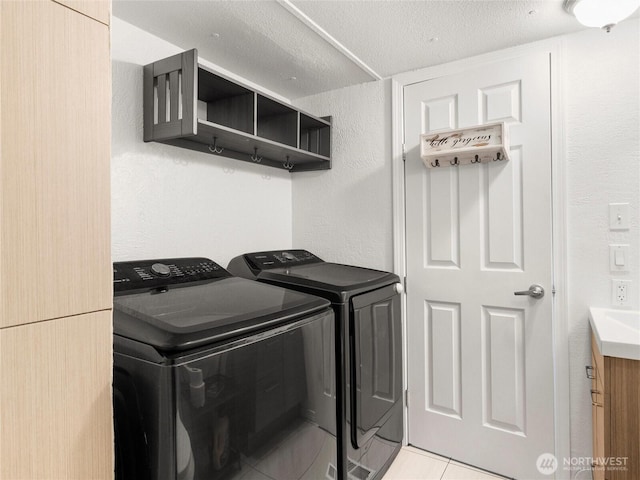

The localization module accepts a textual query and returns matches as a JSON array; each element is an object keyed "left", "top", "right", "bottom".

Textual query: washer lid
[
  {"left": 256, "top": 262, "right": 399, "bottom": 300},
  {"left": 113, "top": 277, "right": 329, "bottom": 352}
]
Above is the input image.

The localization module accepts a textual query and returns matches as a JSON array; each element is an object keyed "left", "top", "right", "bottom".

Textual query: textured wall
[
  {"left": 111, "top": 18, "right": 293, "bottom": 267},
  {"left": 564, "top": 20, "right": 640, "bottom": 470},
  {"left": 292, "top": 80, "right": 393, "bottom": 271}
]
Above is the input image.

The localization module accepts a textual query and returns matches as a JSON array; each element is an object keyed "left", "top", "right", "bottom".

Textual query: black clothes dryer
[
  {"left": 228, "top": 250, "right": 403, "bottom": 480},
  {"left": 112, "top": 257, "right": 337, "bottom": 480}
]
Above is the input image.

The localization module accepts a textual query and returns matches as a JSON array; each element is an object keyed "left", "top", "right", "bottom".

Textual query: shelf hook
[
  {"left": 450, "top": 157, "right": 459, "bottom": 166},
  {"left": 208, "top": 137, "right": 224, "bottom": 155},
  {"left": 471, "top": 155, "right": 481, "bottom": 164},
  {"left": 431, "top": 159, "right": 440, "bottom": 168},
  {"left": 283, "top": 156, "right": 294, "bottom": 170},
  {"left": 250, "top": 148, "right": 262, "bottom": 163}
]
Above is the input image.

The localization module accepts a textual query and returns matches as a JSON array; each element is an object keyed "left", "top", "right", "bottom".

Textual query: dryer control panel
[
  {"left": 241, "top": 250, "right": 322, "bottom": 272},
  {"left": 113, "top": 257, "right": 231, "bottom": 293},
  {"left": 228, "top": 250, "right": 325, "bottom": 280}
]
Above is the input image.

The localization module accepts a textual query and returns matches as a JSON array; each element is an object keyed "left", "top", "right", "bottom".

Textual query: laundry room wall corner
[
  {"left": 111, "top": 17, "right": 293, "bottom": 266},
  {"left": 292, "top": 79, "right": 394, "bottom": 271}
]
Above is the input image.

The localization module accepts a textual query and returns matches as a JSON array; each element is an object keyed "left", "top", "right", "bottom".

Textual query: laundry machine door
[
  {"left": 349, "top": 284, "right": 402, "bottom": 449},
  {"left": 173, "top": 310, "right": 337, "bottom": 480}
]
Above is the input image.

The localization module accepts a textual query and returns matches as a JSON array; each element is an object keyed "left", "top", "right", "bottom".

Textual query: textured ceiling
[{"left": 113, "top": 0, "right": 595, "bottom": 99}]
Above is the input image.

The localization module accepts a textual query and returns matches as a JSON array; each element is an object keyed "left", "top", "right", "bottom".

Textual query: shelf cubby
[
  {"left": 198, "top": 67, "right": 254, "bottom": 134},
  {"left": 300, "top": 114, "right": 331, "bottom": 158},
  {"left": 257, "top": 95, "right": 298, "bottom": 148}
]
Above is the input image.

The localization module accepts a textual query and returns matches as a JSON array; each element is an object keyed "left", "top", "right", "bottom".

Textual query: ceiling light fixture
[{"left": 564, "top": 0, "right": 640, "bottom": 32}]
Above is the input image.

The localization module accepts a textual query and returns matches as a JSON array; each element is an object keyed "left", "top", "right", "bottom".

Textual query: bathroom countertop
[{"left": 589, "top": 307, "right": 640, "bottom": 361}]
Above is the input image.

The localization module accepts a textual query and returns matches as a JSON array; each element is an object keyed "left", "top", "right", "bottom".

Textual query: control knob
[
  {"left": 150, "top": 263, "right": 171, "bottom": 277},
  {"left": 282, "top": 251, "right": 296, "bottom": 261}
]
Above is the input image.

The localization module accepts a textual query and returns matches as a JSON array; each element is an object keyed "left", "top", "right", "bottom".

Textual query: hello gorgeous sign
[
  {"left": 425, "top": 133, "right": 493, "bottom": 148},
  {"left": 420, "top": 123, "right": 510, "bottom": 168},
  {"left": 422, "top": 124, "right": 502, "bottom": 151}
]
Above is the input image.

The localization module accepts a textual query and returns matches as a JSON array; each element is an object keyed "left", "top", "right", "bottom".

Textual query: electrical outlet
[{"left": 611, "top": 279, "right": 631, "bottom": 306}]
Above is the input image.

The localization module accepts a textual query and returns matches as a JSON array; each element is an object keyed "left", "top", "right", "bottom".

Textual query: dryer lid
[
  {"left": 113, "top": 277, "right": 329, "bottom": 352},
  {"left": 257, "top": 262, "right": 398, "bottom": 294}
]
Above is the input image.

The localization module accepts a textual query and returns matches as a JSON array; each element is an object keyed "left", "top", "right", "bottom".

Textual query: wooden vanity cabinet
[{"left": 591, "top": 333, "right": 640, "bottom": 480}]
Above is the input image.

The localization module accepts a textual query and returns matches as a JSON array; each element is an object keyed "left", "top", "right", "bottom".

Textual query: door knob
[{"left": 514, "top": 284, "right": 545, "bottom": 299}]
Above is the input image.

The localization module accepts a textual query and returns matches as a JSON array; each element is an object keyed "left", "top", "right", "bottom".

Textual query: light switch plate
[
  {"left": 609, "top": 244, "right": 630, "bottom": 272},
  {"left": 609, "top": 203, "right": 630, "bottom": 230}
]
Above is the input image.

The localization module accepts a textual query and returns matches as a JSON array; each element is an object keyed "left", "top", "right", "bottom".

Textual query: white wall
[
  {"left": 111, "top": 18, "right": 293, "bottom": 267},
  {"left": 563, "top": 20, "right": 640, "bottom": 468},
  {"left": 292, "top": 79, "right": 394, "bottom": 271},
  {"left": 292, "top": 19, "right": 639, "bottom": 472}
]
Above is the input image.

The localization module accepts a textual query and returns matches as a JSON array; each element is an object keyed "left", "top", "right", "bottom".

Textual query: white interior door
[{"left": 404, "top": 53, "right": 555, "bottom": 479}]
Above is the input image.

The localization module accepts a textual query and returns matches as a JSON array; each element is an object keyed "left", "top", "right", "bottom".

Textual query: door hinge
[
  {"left": 405, "top": 389, "right": 409, "bottom": 408},
  {"left": 552, "top": 285, "right": 557, "bottom": 295},
  {"left": 402, "top": 144, "right": 406, "bottom": 162},
  {"left": 404, "top": 276, "right": 407, "bottom": 294}
]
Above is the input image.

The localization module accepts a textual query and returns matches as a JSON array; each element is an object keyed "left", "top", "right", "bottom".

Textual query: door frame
[{"left": 391, "top": 38, "right": 570, "bottom": 479}]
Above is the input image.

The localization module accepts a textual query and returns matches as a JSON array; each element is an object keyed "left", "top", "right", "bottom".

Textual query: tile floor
[{"left": 383, "top": 446, "right": 510, "bottom": 480}]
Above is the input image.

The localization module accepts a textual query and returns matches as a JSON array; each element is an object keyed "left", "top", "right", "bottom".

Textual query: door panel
[
  {"left": 481, "top": 150, "right": 524, "bottom": 269},
  {"left": 425, "top": 167, "right": 460, "bottom": 268},
  {"left": 404, "top": 53, "right": 554, "bottom": 479},
  {"left": 481, "top": 306, "right": 526, "bottom": 434},
  {"left": 480, "top": 80, "right": 522, "bottom": 124},
  {"left": 426, "top": 301, "right": 461, "bottom": 418}
]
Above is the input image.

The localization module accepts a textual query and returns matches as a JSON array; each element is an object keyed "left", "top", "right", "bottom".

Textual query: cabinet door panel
[
  {"left": 0, "top": 311, "right": 113, "bottom": 478},
  {"left": 0, "top": 0, "right": 111, "bottom": 327},
  {"left": 53, "top": 0, "right": 110, "bottom": 25},
  {"left": 607, "top": 356, "right": 640, "bottom": 480}
]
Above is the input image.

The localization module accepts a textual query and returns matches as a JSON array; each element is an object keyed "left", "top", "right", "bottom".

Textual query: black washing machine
[
  {"left": 228, "top": 250, "right": 403, "bottom": 480},
  {"left": 112, "top": 257, "right": 337, "bottom": 480}
]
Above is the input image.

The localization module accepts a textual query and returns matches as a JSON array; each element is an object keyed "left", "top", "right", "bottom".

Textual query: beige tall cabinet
[{"left": 0, "top": 0, "right": 113, "bottom": 478}]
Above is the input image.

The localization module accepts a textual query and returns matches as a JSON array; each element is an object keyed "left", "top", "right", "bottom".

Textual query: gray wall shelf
[{"left": 143, "top": 49, "right": 332, "bottom": 172}]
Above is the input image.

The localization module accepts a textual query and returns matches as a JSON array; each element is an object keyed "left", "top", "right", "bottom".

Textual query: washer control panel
[
  {"left": 113, "top": 257, "right": 230, "bottom": 293},
  {"left": 243, "top": 250, "right": 322, "bottom": 271}
]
